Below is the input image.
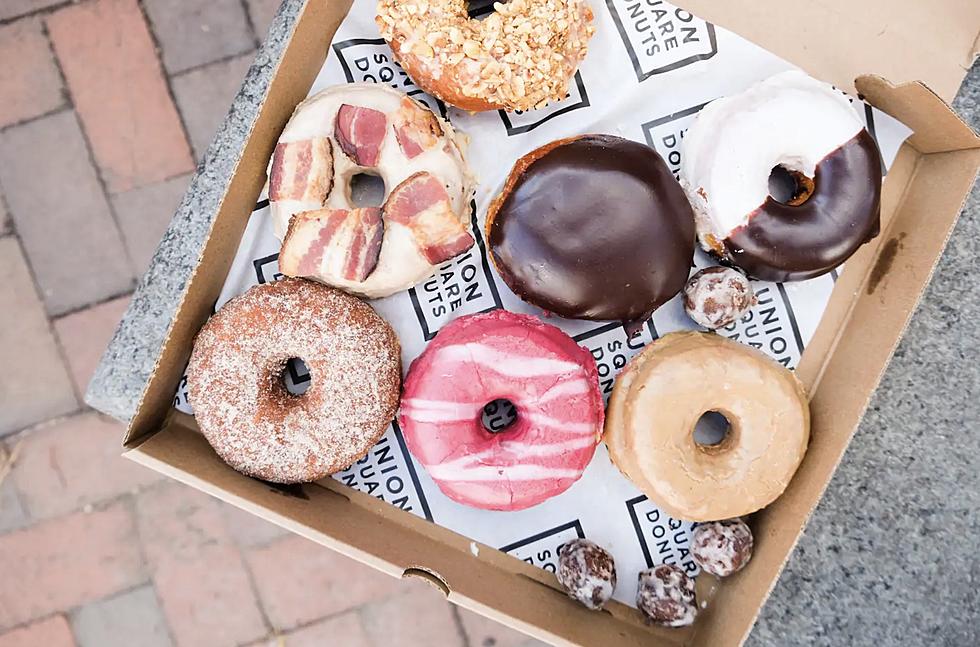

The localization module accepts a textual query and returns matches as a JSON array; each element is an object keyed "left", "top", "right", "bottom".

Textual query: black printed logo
[
  {"left": 333, "top": 38, "right": 447, "bottom": 117},
  {"left": 408, "top": 201, "right": 503, "bottom": 340},
  {"left": 626, "top": 495, "right": 698, "bottom": 575},
  {"left": 500, "top": 520, "right": 585, "bottom": 573},
  {"left": 713, "top": 279, "right": 805, "bottom": 368},
  {"left": 253, "top": 253, "right": 283, "bottom": 285},
  {"left": 574, "top": 321, "right": 659, "bottom": 404},
  {"left": 498, "top": 71, "right": 591, "bottom": 135},
  {"left": 641, "top": 101, "right": 710, "bottom": 179},
  {"left": 606, "top": 0, "right": 717, "bottom": 82},
  {"left": 333, "top": 421, "right": 433, "bottom": 521}
]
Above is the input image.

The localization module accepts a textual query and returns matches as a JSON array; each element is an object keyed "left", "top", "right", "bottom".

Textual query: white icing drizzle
[{"left": 434, "top": 343, "right": 582, "bottom": 378}]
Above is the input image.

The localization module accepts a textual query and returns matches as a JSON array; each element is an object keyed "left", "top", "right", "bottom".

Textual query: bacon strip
[
  {"left": 279, "top": 207, "right": 383, "bottom": 282},
  {"left": 269, "top": 138, "right": 333, "bottom": 202},
  {"left": 393, "top": 97, "right": 443, "bottom": 159},
  {"left": 334, "top": 104, "right": 387, "bottom": 166},
  {"left": 384, "top": 172, "right": 474, "bottom": 264}
]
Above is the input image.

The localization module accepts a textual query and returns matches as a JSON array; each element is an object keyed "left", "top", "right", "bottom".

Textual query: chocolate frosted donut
[
  {"left": 487, "top": 135, "right": 695, "bottom": 329},
  {"left": 681, "top": 71, "right": 883, "bottom": 282},
  {"left": 187, "top": 278, "right": 401, "bottom": 483}
]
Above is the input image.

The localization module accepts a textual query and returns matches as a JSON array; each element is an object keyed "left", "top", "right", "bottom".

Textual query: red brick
[
  {"left": 0, "top": 501, "right": 144, "bottom": 629},
  {"left": 361, "top": 580, "right": 464, "bottom": 647},
  {"left": 0, "top": 615, "right": 75, "bottom": 647},
  {"left": 136, "top": 482, "right": 267, "bottom": 647},
  {"left": 457, "top": 607, "right": 549, "bottom": 647},
  {"left": 245, "top": 534, "right": 402, "bottom": 630},
  {"left": 10, "top": 411, "right": 160, "bottom": 520},
  {"left": 0, "top": 18, "right": 64, "bottom": 128},
  {"left": 281, "top": 612, "right": 371, "bottom": 647},
  {"left": 46, "top": 0, "right": 193, "bottom": 193},
  {"left": 221, "top": 503, "right": 290, "bottom": 548},
  {"left": 54, "top": 296, "right": 131, "bottom": 396}
]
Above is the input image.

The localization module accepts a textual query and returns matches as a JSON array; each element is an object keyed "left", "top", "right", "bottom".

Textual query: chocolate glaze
[
  {"left": 725, "top": 129, "right": 882, "bottom": 282},
  {"left": 488, "top": 135, "right": 695, "bottom": 326}
]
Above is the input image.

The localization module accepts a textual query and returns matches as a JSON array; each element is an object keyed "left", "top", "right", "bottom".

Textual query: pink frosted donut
[{"left": 399, "top": 310, "right": 604, "bottom": 511}]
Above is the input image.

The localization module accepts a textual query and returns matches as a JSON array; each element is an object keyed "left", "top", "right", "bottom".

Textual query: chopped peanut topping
[{"left": 376, "top": 0, "right": 595, "bottom": 111}]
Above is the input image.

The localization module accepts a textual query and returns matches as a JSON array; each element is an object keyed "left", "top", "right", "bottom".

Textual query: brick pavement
[{"left": 0, "top": 1, "right": 545, "bottom": 645}]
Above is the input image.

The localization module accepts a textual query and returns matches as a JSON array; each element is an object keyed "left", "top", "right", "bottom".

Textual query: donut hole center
[
  {"left": 768, "top": 166, "right": 815, "bottom": 206},
  {"left": 349, "top": 172, "right": 386, "bottom": 208},
  {"left": 481, "top": 398, "right": 518, "bottom": 433},
  {"left": 693, "top": 411, "right": 732, "bottom": 450},
  {"left": 280, "top": 358, "right": 311, "bottom": 396}
]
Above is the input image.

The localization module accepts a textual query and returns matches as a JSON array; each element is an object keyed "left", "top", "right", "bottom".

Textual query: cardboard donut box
[{"left": 121, "top": 1, "right": 980, "bottom": 645}]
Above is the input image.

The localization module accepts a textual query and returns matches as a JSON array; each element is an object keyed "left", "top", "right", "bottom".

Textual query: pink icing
[{"left": 399, "top": 310, "right": 604, "bottom": 511}]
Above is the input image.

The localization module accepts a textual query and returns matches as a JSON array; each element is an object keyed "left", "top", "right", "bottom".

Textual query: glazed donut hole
[
  {"left": 692, "top": 410, "right": 736, "bottom": 452},
  {"left": 348, "top": 172, "right": 386, "bottom": 208},
  {"left": 481, "top": 397, "right": 519, "bottom": 433},
  {"left": 768, "top": 165, "right": 816, "bottom": 206}
]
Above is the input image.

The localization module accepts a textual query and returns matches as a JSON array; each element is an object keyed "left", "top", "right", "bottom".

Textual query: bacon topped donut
[
  {"left": 269, "top": 84, "right": 475, "bottom": 298},
  {"left": 376, "top": 0, "right": 595, "bottom": 112},
  {"left": 680, "top": 71, "right": 883, "bottom": 282}
]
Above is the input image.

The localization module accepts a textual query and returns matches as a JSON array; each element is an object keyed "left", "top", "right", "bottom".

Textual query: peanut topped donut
[
  {"left": 680, "top": 71, "right": 883, "bottom": 282},
  {"left": 376, "top": 0, "right": 595, "bottom": 112},
  {"left": 399, "top": 310, "right": 604, "bottom": 511},
  {"left": 269, "top": 84, "right": 475, "bottom": 298},
  {"left": 605, "top": 332, "right": 809, "bottom": 521},
  {"left": 187, "top": 278, "right": 401, "bottom": 484}
]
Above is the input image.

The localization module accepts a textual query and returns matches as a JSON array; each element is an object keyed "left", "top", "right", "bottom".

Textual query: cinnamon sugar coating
[{"left": 187, "top": 278, "right": 401, "bottom": 483}]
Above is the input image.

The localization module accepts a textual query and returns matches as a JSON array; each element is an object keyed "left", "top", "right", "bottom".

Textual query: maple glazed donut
[
  {"left": 187, "top": 278, "right": 401, "bottom": 484},
  {"left": 376, "top": 0, "right": 595, "bottom": 112},
  {"left": 605, "top": 332, "right": 809, "bottom": 522},
  {"left": 399, "top": 310, "right": 604, "bottom": 511},
  {"left": 268, "top": 83, "right": 475, "bottom": 298},
  {"left": 680, "top": 70, "right": 883, "bottom": 282}
]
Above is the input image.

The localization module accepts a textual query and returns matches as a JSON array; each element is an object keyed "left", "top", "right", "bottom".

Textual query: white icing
[
  {"left": 537, "top": 380, "right": 591, "bottom": 402},
  {"left": 434, "top": 343, "right": 583, "bottom": 378},
  {"left": 269, "top": 83, "right": 475, "bottom": 298},
  {"left": 680, "top": 70, "right": 863, "bottom": 247}
]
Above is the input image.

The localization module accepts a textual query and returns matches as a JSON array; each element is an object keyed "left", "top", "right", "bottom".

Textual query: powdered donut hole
[
  {"left": 691, "top": 519, "right": 754, "bottom": 577},
  {"left": 187, "top": 278, "right": 401, "bottom": 483},
  {"left": 557, "top": 538, "right": 617, "bottom": 610}
]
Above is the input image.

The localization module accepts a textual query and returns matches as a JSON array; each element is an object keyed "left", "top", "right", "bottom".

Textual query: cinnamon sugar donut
[
  {"left": 605, "top": 332, "right": 809, "bottom": 521},
  {"left": 376, "top": 0, "right": 595, "bottom": 112},
  {"left": 187, "top": 278, "right": 401, "bottom": 483}
]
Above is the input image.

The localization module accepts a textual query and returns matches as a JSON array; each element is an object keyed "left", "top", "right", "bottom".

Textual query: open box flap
[{"left": 679, "top": 0, "right": 980, "bottom": 103}]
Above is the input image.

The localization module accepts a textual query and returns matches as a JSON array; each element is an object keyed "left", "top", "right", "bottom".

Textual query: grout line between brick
[
  {"left": 1, "top": 228, "right": 85, "bottom": 414},
  {"left": 40, "top": 18, "right": 143, "bottom": 284},
  {"left": 238, "top": 0, "right": 262, "bottom": 49},
  {"left": 450, "top": 603, "right": 474, "bottom": 647},
  {"left": 136, "top": 0, "right": 216, "bottom": 166},
  {"left": 0, "top": 104, "right": 71, "bottom": 135},
  {"left": 0, "top": 1, "right": 72, "bottom": 27},
  {"left": 237, "top": 540, "right": 277, "bottom": 636}
]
